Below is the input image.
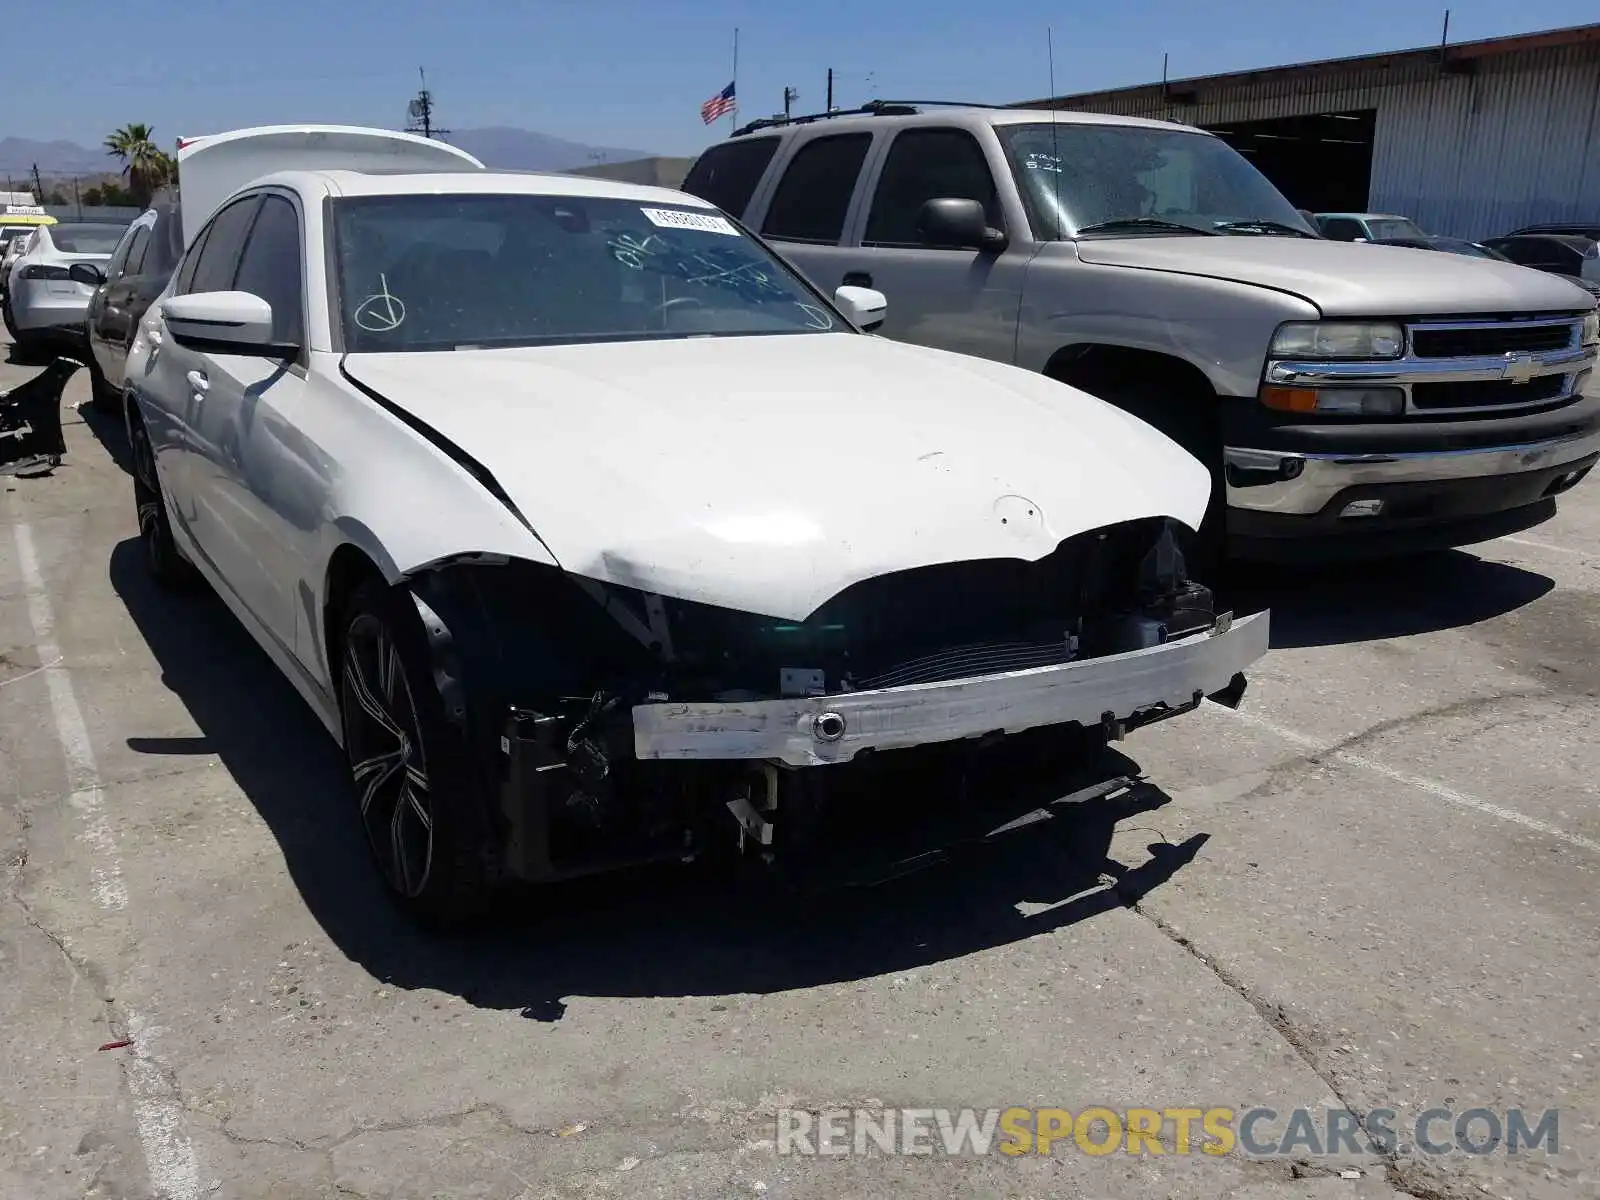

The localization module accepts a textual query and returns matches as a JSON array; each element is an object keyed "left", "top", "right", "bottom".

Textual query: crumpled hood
[
  {"left": 1073, "top": 235, "right": 1598, "bottom": 317},
  {"left": 343, "top": 333, "right": 1209, "bottom": 619}
]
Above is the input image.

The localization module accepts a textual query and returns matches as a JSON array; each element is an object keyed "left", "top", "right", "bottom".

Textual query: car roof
[
  {"left": 250, "top": 168, "right": 716, "bottom": 209},
  {"left": 728, "top": 104, "right": 1208, "bottom": 140}
]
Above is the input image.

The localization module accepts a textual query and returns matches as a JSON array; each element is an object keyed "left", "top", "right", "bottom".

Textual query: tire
[
  {"left": 129, "top": 413, "right": 200, "bottom": 591},
  {"left": 337, "top": 579, "right": 502, "bottom": 927},
  {"left": 1, "top": 297, "right": 17, "bottom": 341},
  {"left": 1061, "top": 365, "right": 1227, "bottom": 587}
]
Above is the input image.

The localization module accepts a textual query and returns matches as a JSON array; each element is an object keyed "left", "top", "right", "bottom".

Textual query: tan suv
[{"left": 685, "top": 101, "right": 1600, "bottom": 565}]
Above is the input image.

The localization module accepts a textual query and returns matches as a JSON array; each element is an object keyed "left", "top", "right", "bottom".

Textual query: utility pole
[
  {"left": 826, "top": 68, "right": 834, "bottom": 111},
  {"left": 783, "top": 86, "right": 799, "bottom": 118},
  {"left": 30, "top": 163, "right": 44, "bottom": 202},
  {"left": 405, "top": 67, "right": 450, "bottom": 140}
]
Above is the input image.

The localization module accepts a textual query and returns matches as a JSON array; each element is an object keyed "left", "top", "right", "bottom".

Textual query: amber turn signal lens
[{"left": 1258, "top": 385, "right": 1320, "bottom": 413}]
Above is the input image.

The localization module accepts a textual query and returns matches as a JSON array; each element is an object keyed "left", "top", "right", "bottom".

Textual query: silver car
[{"left": 2, "top": 221, "right": 128, "bottom": 351}]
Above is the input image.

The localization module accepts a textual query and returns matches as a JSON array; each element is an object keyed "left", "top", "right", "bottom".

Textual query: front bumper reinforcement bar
[{"left": 632, "top": 610, "right": 1270, "bottom": 767}]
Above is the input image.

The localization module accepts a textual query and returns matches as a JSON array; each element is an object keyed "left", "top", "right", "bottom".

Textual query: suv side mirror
[
  {"left": 916, "top": 198, "right": 1007, "bottom": 252},
  {"left": 69, "top": 262, "right": 106, "bottom": 286}
]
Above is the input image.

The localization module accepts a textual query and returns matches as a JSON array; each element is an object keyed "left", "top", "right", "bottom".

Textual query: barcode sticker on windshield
[{"left": 640, "top": 207, "right": 739, "bottom": 236}]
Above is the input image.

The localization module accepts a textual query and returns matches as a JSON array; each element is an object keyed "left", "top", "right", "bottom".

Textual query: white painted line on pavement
[
  {"left": 1211, "top": 701, "right": 1600, "bottom": 856},
  {"left": 11, "top": 521, "right": 202, "bottom": 1200},
  {"left": 1494, "top": 534, "right": 1583, "bottom": 557}
]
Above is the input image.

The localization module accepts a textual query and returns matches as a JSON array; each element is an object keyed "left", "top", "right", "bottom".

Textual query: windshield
[
  {"left": 998, "top": 123, "right": 1314, "bottom": 238},
  {"left": 48, "top": 223, "right": 128, "bottom": 254},
  {"left": 1365, "top": 217, "right": 1425, "bottom": 240},
  {"left": 331, "top": 193, "right": 844, "bottom": 352}
]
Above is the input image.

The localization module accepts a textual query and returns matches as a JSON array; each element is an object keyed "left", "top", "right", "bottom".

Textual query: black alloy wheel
[
  {"left": 341, "top": 610, "right": 436, "bottom": 900},
  {"left": 336, "top": 581, "right": 498, "bottom": 925}
]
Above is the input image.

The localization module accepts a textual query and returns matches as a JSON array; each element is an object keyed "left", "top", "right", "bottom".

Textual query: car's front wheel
[{"left": 338, "top": 581, "right": 500, "bottom": 926}]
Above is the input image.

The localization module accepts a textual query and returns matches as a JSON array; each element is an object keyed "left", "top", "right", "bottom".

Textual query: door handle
[
  {"left": 187, "top": 370, "right": 209, "bottom": 402},
  {"left": 841, "top": 271, "right": 873, "bottom": 288}
]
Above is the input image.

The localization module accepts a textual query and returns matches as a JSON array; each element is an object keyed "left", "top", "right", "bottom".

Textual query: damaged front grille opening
[
  {"left": 451, "top": 516, "right": 1222, "bottom": 884},
  {"left": 653, "top": 515, "right": 1215, "bottom": 699}
]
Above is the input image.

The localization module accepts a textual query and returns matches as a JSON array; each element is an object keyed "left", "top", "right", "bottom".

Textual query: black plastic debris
[{"left": 0, "top": 357, "right": 82, "bottom": 477}]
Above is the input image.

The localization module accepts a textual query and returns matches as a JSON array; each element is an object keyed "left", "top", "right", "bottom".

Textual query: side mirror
[
  {"left": 834, "top": 285, "right": 887, "bottom": 332},
  {"left": 69, "top": 262, "right": 106, "bottom": 286},
  {"left": 915, "top": 197, "right": 1008, "bottom": 252},
  {"left": 161, "top": 291, "right": 297, "bottom": 357}
]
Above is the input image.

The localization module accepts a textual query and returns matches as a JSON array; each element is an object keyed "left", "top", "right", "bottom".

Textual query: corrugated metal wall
[{"left": 1054, "top": 43, "right": 1600, "bottom": 239}]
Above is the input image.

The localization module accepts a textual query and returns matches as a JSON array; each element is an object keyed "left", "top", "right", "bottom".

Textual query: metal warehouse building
[{"left": 1016, "top": 22, "right": 1600, "bottom": 240}]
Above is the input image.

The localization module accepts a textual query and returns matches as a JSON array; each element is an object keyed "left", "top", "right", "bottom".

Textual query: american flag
[{"left": 700, "top": 81, "right": 736, "bottom": 124}]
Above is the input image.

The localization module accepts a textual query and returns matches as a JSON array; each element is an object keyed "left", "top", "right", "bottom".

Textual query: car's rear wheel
[
  {"left": 338, "top": 580, "right": 500, "bottom": 926},
  {"left": 129, "top": 414, "right": 199, "bottom": 590},
  {"left": 0, "top": 297, "right": 17, "bottom": 341}
]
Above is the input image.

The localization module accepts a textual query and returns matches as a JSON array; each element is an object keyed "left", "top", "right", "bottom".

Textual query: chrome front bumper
[
  {"left": 1224, "top": 427, "right": 1600, "bottom": 515},
  {"left": 632, "top": 611, "right": 1270, "bottom": 767}
]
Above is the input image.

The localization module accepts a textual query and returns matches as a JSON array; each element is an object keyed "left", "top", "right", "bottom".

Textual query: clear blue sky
[{"left": 25, "top": 0, "right": 1600, "bottom": 156}]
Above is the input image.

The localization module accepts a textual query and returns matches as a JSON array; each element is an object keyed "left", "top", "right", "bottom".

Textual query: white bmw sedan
[{"left": 124, "top": 164, "right": 1266, "bottom": 924}]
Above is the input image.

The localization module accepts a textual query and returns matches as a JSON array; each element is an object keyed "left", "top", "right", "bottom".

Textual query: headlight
[
  {"left": 1270, "top": 321, "right": 1404, "bottom": 360},
  {"left": 1582, "top": 311, "right": 1598, "bottom": 346}
]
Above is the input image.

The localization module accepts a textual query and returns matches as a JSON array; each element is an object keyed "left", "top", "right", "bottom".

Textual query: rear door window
[
  {"left": 760, "top": 133, "right": 872, "bottom": 245},
  {"left": 680, "top": 137, "right": 780, "bottom": 217},
  {"left": 864, "top": 127, "right": 1001, "bottom": 248}
]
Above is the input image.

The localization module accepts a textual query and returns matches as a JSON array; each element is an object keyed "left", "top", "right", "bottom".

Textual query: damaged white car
[{"left": 123, "top": 126, "right": 1268, "bottom": 923}]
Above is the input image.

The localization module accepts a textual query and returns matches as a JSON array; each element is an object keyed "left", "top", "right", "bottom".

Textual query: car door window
[
  {"left": 184, "top": 196, "right": 261, "bottom": 295},
  {"left": 760, "top": 133, "right": 872, "bottom": 245},
  {"left": 680, "top": 137, "right": 780, "bottom": 217},
  {"left": 864, "top": 127, "right": 1001, "bottom": 248},
  {"left": 144, "top": 208, "right": 185, "bottom": 282},
  {"left": 105, "top": 224, "right": 140, "bottom": 279},
  {"left": 231, "top": 195, "right": 304, "bottom": 345},
  {"left": 122, "top": 226, "right": 152, "bottom": 277}
]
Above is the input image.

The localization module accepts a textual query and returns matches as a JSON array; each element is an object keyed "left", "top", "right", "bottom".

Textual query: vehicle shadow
[
  {"left": 1227, "top": 549, "right": 1554, "bottom": 650},
  {"left": 76, "top": 393, "right": 135, "bottom": 476},
  {"left": 109, "top": 537, "right": 1204, "bottom": 1020}
]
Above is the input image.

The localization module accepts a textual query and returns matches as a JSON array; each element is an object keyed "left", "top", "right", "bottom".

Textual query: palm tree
[{"left": 104, "top": 124, "right": 172, "bottom": 208}]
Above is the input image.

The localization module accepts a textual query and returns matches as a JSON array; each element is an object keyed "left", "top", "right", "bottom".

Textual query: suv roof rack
[{"left": 730, "top": 99, "right": 1004, "bottom": 138}]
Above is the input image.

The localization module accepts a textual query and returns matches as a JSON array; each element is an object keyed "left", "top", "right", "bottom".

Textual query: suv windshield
[
  {"left": 331, "top": 193, "right": 844, "bottom": 352},
  {"left": 998, "top": 123, "right": 1315, "bottom": 239},
  {"left": 48, "top": 223, "right": 129, "bottom": 254}
]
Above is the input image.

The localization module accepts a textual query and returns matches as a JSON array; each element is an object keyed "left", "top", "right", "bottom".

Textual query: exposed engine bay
[{"left": 401, "top": 516, "right": 1252, "bottom": 885}]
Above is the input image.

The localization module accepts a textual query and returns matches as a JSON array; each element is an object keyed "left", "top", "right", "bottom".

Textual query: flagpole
[{"left": 730, "top": 27, "right": 739, "bottom": 130}]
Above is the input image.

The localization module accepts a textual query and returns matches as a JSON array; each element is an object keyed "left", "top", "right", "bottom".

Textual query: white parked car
[
  {"left": 124, "top": 126, "right": 1268, "bottom": 924},
  {"left": 2, "top": 221, "right": 128, "bottom": 350}
]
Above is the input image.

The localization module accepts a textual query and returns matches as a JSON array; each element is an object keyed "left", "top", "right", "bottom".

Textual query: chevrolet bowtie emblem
[{"left": 1500, "top": 352, "right": 1538, "bottom": 384}]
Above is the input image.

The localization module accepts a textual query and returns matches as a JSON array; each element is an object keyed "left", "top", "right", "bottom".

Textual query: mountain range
[{"left": 0, "top": 127, "right": 656, "bottom": 179}]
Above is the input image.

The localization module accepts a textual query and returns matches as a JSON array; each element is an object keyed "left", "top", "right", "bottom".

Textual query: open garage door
[{"left": 1204, "top": 109, "right": 1375, "bottom": 214}]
